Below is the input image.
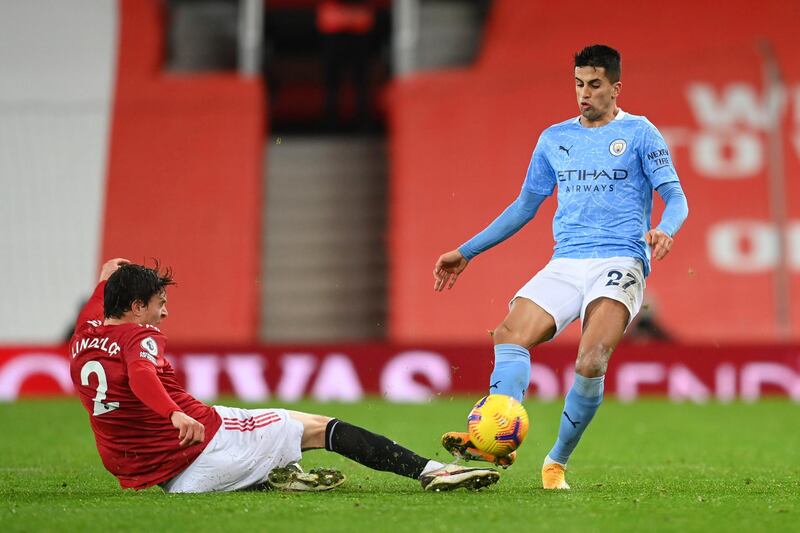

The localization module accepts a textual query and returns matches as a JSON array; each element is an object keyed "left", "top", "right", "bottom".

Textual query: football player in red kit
[{"left": 70, "top": 258, "right": 499, "bottom": 493}]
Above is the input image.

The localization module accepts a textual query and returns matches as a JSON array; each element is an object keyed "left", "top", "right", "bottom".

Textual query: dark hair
[
  {"left": 104, "top": 262, "right": 175, "bottom": 319},
  {"left": 574, "top": 44, "right": 621, "bottom": 83}
]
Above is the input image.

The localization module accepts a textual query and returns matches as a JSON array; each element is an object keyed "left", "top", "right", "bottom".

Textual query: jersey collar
[{"left": 573, "top": 109, "right": 626, "bottom": 124}]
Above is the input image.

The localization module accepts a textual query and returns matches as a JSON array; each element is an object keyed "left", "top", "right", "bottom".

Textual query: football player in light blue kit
[{"left": 434, "top": 45, "right": 689, "bottom": 489}]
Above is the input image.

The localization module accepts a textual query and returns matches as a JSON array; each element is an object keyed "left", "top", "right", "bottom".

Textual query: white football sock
[
  {"left": 543, "top": 455, "right": 566, "bottom": 468},
  {"left": 420, "top": 460, "right": 445, "bottom": 476}
]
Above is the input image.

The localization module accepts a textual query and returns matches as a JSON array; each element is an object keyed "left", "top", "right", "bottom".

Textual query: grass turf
[{"left": 1, "top": 398, "right": 798, "bottom": 532}]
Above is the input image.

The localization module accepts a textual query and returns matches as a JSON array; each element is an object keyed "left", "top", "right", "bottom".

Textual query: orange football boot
[
  {"left": 441, "top": 432, "right": 516, "bottom": 468},
  {"left": 541, "top": 462, "right": 570, "bottom": 489}
]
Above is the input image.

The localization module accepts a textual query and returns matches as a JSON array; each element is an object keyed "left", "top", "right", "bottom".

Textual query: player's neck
[
  {"left": 580, "top": 106, "right": 619, "bottom": 128},
  {"left": 104, "top": 315, "right": 140, "bottom": 326}
]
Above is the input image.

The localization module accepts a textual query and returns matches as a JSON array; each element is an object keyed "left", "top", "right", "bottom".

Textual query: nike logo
[
  {"left": 563, "top": 411, "right": 580, "bottom": 429},
  {"left": 490, "top": 380, "right": 501, "bottom": 390},
  {"left": 558, "top": 145, "right": 573, "bottom": 156}
]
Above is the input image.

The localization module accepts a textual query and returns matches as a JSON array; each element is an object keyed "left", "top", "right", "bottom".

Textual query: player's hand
[
  {"left": 645, "top": 229, "right": 673, "bottom": 260},
  {"left": 171, "top": 411, "right": 205, "bottom": 447},
  {"left": 98, "top": 258, "right": 131, "bottom": 282},
  {"left": 433, "top": 249, "right": 469, "bottom": 291}
]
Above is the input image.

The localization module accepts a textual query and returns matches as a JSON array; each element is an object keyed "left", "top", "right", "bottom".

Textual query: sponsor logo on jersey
[
  {"left": 557, "top": 169, "right": 628, "bottom": 181},
  {"left": 141, "top": 337, "right": 158, "bottom": 356},
  {"left": 646, "top": 148, "right": 671, "bottom": 170},
  {"left": 140, "top": 352, "right": 158, "bottom": 365},
  {"left": 562, "top": 184, "right": 615, "bottom": 193},
  {"left": 609, "top": 139, "right": 627, "bottom": 156}
]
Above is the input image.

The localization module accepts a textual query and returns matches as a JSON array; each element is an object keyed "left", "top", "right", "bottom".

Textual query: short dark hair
[
  {"left": 104, "top": 262, "right": 175, "bottom": 319},
  {"left": 574, "top": 44, "right": 621, "bottom": 83}
]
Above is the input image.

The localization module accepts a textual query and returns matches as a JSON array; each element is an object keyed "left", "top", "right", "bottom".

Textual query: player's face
[
  {"left": 141, "top": 291, "right": 169, "bottom": 326},
  {"left": 574, "top": 66, "right": 621, "bottom": 123}
]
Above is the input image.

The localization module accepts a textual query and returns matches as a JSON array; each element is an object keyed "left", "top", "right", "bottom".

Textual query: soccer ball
[{"left": 467, "top": 394, "right": 529, "bottom": 457}]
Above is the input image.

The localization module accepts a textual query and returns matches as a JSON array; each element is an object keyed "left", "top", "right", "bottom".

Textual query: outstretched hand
[
  {"left": 645, "top": 229, "right": 673, "bottom": 261},
  {"left": 433, "top": 249, "right": 469, "bottom": 291},
  {"left": 98, "top": 258, "right": 131, "bottom": 282}
]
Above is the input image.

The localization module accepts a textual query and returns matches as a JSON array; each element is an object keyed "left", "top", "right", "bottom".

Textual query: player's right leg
[
  {"left": 492, "top": 260, "right": 584, "bottom": 402},
  {"left": 289, "top": 412, "right": 499, "bottom": 491},
  {"left": 441, "top": 299, "right": 554, "bottom": 467},
  {"left": 491, "top": 297, "right": 558, "bottom": 399},
  {"left": 442, "top": 262, "right": 583, "bottom": 466}
]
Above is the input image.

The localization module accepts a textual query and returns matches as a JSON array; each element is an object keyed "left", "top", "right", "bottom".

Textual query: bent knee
[
  {"left": 290, "top": 412, "right": 332, "bottom": 449},
  {"left": 305, "top": 414, "right": 332, "bottom": 435},
  {"left": 493, "top": 322, "right": 525, "bottom": 345},
  {"left": 493, "top": 322, "right": 553, "bottom": 348},
  {"left": 575, "top": 344, "right": 613, "bottom": 377}
]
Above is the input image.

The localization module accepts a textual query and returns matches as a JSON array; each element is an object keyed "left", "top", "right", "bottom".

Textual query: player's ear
[
  {"left": 612, "top": 81, "right": 622, "bottom": 99},
  {"left": 131, "top": 299, "right": 145, "bottom": 316}
]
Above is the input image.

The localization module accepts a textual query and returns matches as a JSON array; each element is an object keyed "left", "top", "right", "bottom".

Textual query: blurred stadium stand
[
  {"left": 104, "top": 0, "right": 264, "bottom": 344},
  {"left": 1, "top": 0, "right": 799, "bottom": 402},
  {"left": 0, "top": 1, "right": 117, "bottom": 343},
  {"left": 390, "top": 0, "right": 800, "bottom": 344},
  {"left": 261, "top": 136, "right": 387, "bottom": 341},
  {"left": 0, "top": 0, "right": 263, "bottom": 344}
]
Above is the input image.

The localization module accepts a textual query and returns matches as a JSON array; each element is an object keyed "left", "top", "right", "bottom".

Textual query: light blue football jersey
[{"left": 523, "top": 110, "right": 680, "bottom": 276}]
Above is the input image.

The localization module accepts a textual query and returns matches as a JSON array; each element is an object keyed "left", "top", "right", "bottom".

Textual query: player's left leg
[
  {"left": 543, "top": 297, "right": 629, "bottom": 489},
  {"left": 285, "top": 411, "right": 500, "bottom": 491}
]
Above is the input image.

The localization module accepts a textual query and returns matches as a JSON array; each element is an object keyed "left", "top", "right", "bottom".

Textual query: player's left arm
[
  {"left": 72, "top": 258, "right": 131, "bottom": 334},
  {"left": 639, "top": 121, "right": 689, "bottom": 261},
  {"left": 647, "top": 181, "right": 689, "bottom": 260}
]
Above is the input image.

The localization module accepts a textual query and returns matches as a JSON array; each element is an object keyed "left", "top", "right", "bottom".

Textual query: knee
[
  {"left": 297, "top": 414, "right": 332, "bottom": 449},
  {"left": 575, "top": 343, "right": 612, "bottom": 377},
  {"left": 306, "top": 415, "right": 332, "bottom": 437},
  {"left": 493, "top": 321, "right": 530, "bottom": 347}
]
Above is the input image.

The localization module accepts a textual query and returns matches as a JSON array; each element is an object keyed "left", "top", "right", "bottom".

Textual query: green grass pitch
[{"left": 2, "top": 398, "right": 798, "bottom": 532}]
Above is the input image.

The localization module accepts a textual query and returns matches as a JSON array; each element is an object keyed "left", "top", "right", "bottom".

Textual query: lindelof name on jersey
[
  {"left": 139, "top": 336, "right": 159, "bottom": 365},
  {"left": 72, "top": 337, "right": 121, "bottom": 358}
]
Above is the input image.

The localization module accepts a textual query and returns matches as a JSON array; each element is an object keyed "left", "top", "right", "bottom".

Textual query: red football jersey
[{"left": 69, "top": 281, "right": 221, "bottom": 489}]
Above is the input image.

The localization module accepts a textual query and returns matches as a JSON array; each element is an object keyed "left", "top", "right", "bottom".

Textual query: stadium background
[{"left": 1, "top": 0, "right": 799, "bottom": 404}]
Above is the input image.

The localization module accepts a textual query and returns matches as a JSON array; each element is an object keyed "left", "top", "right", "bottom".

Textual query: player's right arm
[
  {"left": 433, "top": 189, "right": 547, "bottom": 291},
  {"left": 434, "top": 135, "right": 555, "bottom": 292}
]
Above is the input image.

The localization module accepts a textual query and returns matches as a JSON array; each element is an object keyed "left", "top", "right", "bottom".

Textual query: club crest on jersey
[
  {"left": 141, "top": 337, "right": 158, "bottom": 356},
  {"left": 609, "top": 139, "right": 627, "bottom": 156}
]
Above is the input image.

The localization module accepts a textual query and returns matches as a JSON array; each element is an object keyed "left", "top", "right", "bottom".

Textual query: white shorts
[
  {"left": 161, "top": 406, "right": 304, "bottom": 493},
  {"left": 513, "top": 256, "right": 646, "bottom": 338}
]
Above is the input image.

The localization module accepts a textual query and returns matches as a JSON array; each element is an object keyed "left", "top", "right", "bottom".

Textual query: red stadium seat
[
  {"left": 103, "top": 0, "right": 265, "bottom": 344},
  {"left": 389, "top": 0, "right": 800, "bottom": 343}
]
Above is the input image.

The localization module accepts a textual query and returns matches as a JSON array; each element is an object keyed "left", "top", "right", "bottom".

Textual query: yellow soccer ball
[{"left": 467, "top": 394, "right": 530, "bottom": 457}]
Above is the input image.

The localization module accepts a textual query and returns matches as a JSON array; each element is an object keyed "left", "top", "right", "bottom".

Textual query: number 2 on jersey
[{"left": 80, "top": 361, "right": 120, "bottom": 416}]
